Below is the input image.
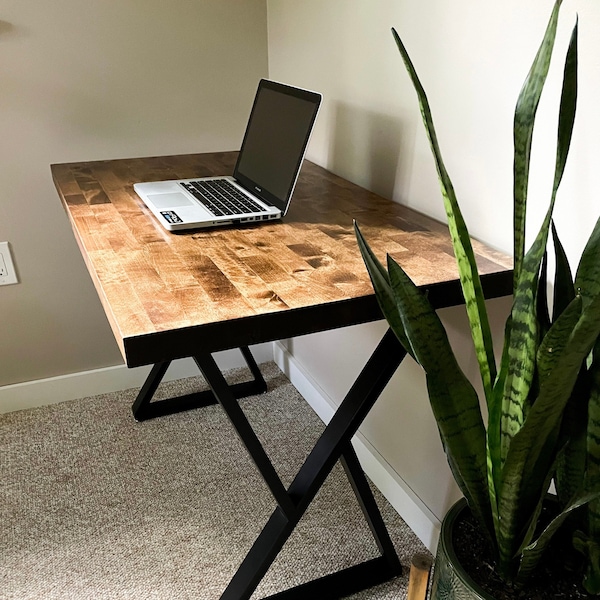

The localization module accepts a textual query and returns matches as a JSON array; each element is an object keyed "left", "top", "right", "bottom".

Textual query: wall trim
[
  {"left": 0, "top": 345, "right": 273, "bottom": 414},
  {"left": 274, "top": 341, "right": 441, "bottom": 553}
]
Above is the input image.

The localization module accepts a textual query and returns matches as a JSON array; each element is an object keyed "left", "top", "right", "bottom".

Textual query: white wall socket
[{"left": 0, "top": 242, "right": 18, "bottom": 285}]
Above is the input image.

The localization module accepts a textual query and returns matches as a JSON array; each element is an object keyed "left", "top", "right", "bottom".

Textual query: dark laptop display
[
  {"left": 234, "top": 80, "right": 322, "bottom": 212},
  {"left": 133, "top": 79, "right": 321, "bottom": 231}
]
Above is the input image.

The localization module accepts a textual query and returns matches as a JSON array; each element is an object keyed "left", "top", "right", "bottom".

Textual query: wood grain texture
[
  {"left": 407, "top": 553, "right": 432, "bottom": 600},
  {"left": 52, "top": 152, "right": 513, "bottom": 367}
]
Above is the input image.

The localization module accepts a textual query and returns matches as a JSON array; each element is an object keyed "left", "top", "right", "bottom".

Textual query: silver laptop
[{"left": 134, "top": 79, "right": 321, "bottom": 231}]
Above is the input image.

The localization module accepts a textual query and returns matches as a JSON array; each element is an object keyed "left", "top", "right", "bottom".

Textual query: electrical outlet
[{"left": 0, "top": 242, "right": 18, "bottom": 285}]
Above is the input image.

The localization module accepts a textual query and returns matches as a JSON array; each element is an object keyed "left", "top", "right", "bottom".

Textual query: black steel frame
[
  {"left": 132, "top": 346, "right": 267, "bottom": 421},
  {"left": 134, "top": 331, "right": 407, "bottom": 598}
]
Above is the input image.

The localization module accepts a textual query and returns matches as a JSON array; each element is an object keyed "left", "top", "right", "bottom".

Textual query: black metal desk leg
[
  {"left": 193, "top": 352, "right": 296, "bottom": 517},
  {"left": 339, "top": 443, "right": 401, "bottom": 572},
  {"left": 131, "top": 361, "right": 171, "bottom": 419},
  {"left": 132, "top": 346, "right": 267, "bottom": 421},
  {"left": 220, "top": 328, "right": 407, "bottom": 600}
]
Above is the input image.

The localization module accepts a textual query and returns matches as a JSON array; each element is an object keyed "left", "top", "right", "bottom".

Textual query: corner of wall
[{"left": 273, "top": 341, "right": 440, "bottom": 552}]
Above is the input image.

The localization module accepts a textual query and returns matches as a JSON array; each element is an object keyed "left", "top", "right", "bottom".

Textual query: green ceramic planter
[{"left": 430, "top": 498, "right": 494, "bottom": 600}]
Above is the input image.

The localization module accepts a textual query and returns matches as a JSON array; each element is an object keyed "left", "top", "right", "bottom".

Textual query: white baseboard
[
  {"left": 0, "top": 344, "right": 273, "bottom": 414},
  {"left": 274, "top": 341, "right": 440, "bottom": 553}
]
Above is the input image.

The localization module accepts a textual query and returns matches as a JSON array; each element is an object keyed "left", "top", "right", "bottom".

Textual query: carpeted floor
[{"left": 1, "top": 362, "right": 429, "bottom": 599}]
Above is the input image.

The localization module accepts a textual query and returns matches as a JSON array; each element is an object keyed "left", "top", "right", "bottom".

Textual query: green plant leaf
[
  {"left": 553, "top": 17, "right": 578, "bottom": 192},
  {"left": 554, "top": 209, "right": 600, "bottom": 508},
  {"left": 391, "top": 27, "right": 496, "bottom": 406},
  {"left": 513, "top": 0, "right": 564, "bottom": 287},
  {"left": 354, "top": 222, "right": 413, "bottom": 356},
  {"left": 487, "top": 318, "right": 513, "bottom": 530},
  {"left": 554, "top": 369, "right": 589, "bottom": 508},
  {"left": 575, "top": 213, "right": 600, "bottom": 311},
  {"left": 537, "top": 251, "right": 551, "bottom": 342},
  {"left": 551, "top": 222, "right": 576, "bottom": 321},
  {"left": 498, "top": 292, "right": 600, "bottom": 570},
  {"left": 517, "top": 490, "right": 600, "bottom": 584},
  {"left": 499, "top": 15, "right": 578, "bottom": 465},
  {"left": 555, "top": 186, "right": 600, "bottom": 512},
  {"left": 356, "top": 221, "right": 494, "bottom": 543},
  {"left": 537, "top": 295, "right": 582, "bottom": 382},
  {"left": 385, "top": 256, "right": 493, "bottom": 540},
  {"left": 498, "top": 222, "right": 547, "bottom": 463},
  {"left": 517, "top": 448, "right": 566, "bottom": 561}
]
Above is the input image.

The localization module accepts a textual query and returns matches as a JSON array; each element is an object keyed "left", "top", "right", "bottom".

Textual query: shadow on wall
[
  {"left": 327, "top": 101, "right": 415, "bottom": 203},
  {"left": 0, "top": 21, "right": 16, "bottom": 36}
]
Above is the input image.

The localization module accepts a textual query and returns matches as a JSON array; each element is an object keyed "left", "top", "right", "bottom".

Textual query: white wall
[
  {"left": 267, "top": 0, "right": 600, "bottom": 541},
  {"left": 0, "top": 1, "right": 268, "bottom": 387}
]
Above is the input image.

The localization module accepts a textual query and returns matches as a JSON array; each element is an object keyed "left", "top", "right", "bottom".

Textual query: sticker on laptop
[{"left": 161, "top": 211, "right": 183, "bottom": 224}]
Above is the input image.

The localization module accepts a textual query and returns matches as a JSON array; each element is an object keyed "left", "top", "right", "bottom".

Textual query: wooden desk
[
  {"left": 52, "top": 152, "right": 511, "bottom": 365},
  {"left": 52, "top": 152, "right": 512, "bottom": 599}
]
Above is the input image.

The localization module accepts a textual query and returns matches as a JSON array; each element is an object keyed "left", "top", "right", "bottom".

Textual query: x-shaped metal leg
[
  {"left": 193, "top": 328, "right": 407, "bottom": 599},
  {"left": 132, "top": 346, "right": 267, "bottom": 421}
]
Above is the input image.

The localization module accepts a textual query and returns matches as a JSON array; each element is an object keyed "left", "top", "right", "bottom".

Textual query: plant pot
[
  {"left": 430, "top": 498, "right": 493, "bottom": 600},
  {"left": 429, "top": 497, "right": 592, "bottom": 600}
]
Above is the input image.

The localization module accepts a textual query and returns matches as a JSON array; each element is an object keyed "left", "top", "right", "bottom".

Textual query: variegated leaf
[
  {"left": 391, "top": 27, "right": 496, "bottom": 405},
  {"left": 513, "top": 0, "right": 564, "bottom": 286}
]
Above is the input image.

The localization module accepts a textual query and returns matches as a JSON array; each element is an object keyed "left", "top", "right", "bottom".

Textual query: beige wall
[
  {"left": 5, "top": 0, "right": 600, "bottom": 543},
  {"left": 0, "top": 1, "right": 268, "bottom": 386},
  {"left": 267, "top": 0, "right": 600, "bottom": 527}
]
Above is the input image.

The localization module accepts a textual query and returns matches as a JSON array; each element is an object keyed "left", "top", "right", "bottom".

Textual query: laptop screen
[{"left": 233, "top": 79, "right": 321, "bottom": 213}]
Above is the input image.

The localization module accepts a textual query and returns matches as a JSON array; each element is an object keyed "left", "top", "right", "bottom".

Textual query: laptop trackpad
[{"left": 148, "top": 193, "right": 193, "bottom": 209}]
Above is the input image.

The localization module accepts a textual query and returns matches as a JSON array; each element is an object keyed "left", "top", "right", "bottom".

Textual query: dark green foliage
[{"left": 356, "top": 1, "right": 600, "bottom": 591}]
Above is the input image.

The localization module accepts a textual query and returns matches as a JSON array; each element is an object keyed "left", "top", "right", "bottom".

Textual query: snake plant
[{"left": 356, "top": 0, "right": 600, "bottom": 591}]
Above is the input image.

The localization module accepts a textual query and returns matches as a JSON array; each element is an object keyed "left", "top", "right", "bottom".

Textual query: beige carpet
[{"left": 1, "top": 362, "right": 429, "bottom": 599}]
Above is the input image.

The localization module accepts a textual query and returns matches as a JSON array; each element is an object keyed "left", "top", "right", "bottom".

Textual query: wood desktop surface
[{"left": 52, "top": 152, "right": 512, "bottom": 367}]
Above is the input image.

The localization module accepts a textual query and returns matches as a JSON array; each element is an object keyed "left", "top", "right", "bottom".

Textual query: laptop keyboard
[{"left": 181, "top": 179, "right": 267, "bottom": 217}]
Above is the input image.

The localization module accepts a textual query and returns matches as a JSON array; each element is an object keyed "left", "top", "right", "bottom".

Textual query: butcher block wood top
[{"left": 52, "top": 152, "right": 513, "bottom": 367}]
